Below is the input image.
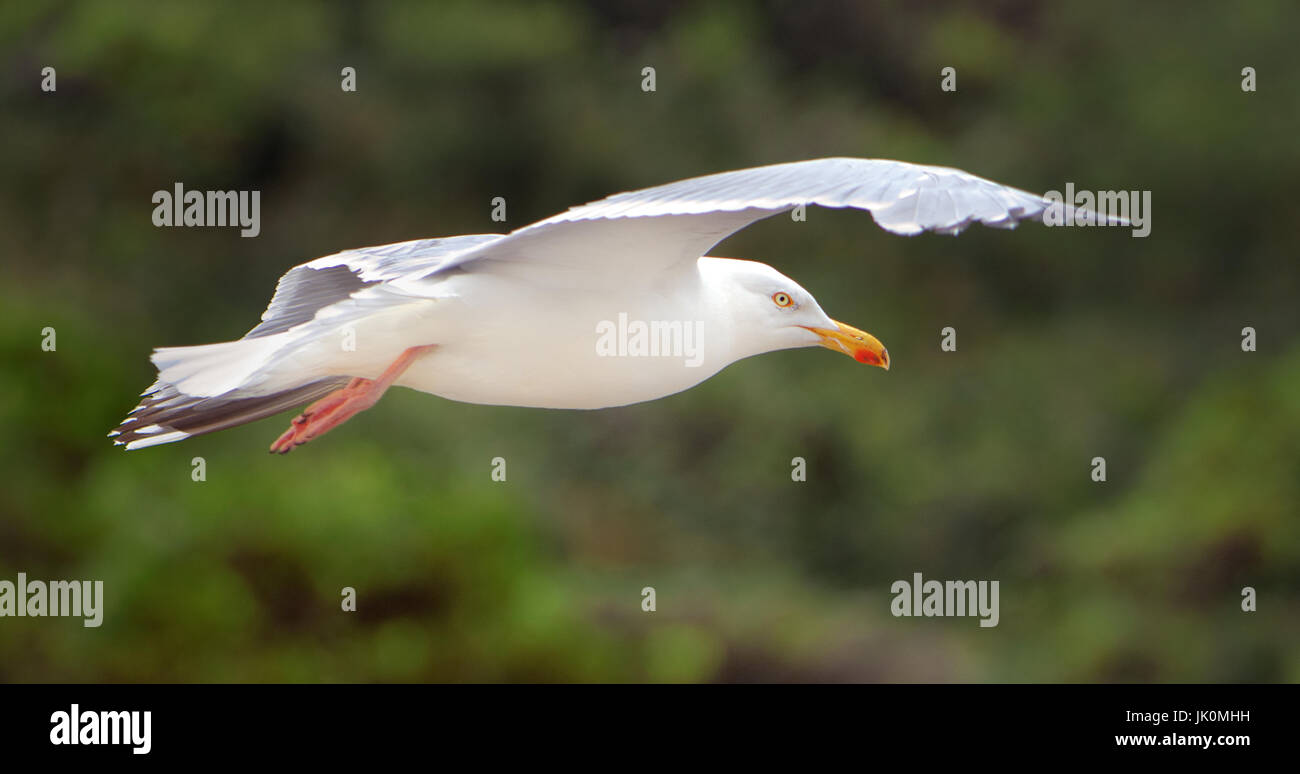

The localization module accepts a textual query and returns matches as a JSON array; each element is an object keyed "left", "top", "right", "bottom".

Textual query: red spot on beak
[{"left": 856, "top": 349, "right": 882, "bottom": 365}]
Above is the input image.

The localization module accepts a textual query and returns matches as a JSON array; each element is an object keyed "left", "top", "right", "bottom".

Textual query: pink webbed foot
[
  {"left": 268, "top": 345, "right": 435, "bottom": 454},
  {"left": 270, "top": 378, "right": 376, "bottom": 453}
]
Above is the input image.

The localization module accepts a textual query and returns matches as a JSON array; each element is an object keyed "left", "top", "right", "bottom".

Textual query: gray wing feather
[
  {"left": 247, "top": 234, "right": 504, "bottom": 338},
  {"left": 244, "top": 265, "right": 376, "bottom": 338},
  {"left": 303, "top": 234, "right": 505, "bottom": 281}
]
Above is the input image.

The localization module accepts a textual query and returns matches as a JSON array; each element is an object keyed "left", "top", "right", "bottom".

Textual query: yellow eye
[{"left": 772, "top": 292, "right": 794, "bottom": 308}]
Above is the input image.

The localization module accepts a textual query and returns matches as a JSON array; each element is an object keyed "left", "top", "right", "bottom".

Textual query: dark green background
[{"left": 2, "top": 0, "right": 1297, "bottom": 681}]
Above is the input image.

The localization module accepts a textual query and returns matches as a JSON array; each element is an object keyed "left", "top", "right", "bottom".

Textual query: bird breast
[{"left": 395, "top": 269, "right": 736, "bottom": 409}]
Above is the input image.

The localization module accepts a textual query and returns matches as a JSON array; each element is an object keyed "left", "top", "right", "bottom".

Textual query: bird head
[{"left": 702, "top": 258, "right": 889, "bottom": 369}]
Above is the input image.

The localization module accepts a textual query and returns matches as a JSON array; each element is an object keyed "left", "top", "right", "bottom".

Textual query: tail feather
[
  {"left": 110, "top": 378, "right": 348, "bottom": 450},
  {"left": 151, "top": 335, "right": 288, "bottom": 398}
]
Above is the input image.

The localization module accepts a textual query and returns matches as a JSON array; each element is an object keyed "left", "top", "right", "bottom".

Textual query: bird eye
[{"left": 772, "top": 292, "right": 794, "bottom": 308}]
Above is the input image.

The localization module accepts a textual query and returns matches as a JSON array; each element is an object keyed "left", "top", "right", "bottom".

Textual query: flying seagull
[{"left": 111, "top": 157, "right": 1089, "bottom": 453}]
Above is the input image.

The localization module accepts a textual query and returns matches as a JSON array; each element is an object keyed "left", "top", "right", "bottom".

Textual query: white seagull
[{"left": 111, "top": 157, "right": 1082, "bottom": 453}]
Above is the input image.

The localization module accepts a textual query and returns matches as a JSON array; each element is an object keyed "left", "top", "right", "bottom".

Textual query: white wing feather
[{"left": 420, "top": 157, "right": 1099, "bottom": 281}]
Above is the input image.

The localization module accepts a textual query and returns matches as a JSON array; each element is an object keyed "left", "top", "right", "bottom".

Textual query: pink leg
[{"left": 269, "top": 345, "right": 435, "bottom": 454}]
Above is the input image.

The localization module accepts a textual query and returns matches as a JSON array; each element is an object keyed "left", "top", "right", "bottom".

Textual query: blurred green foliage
[{"left": 1, "top": 0, "right": 1297, "bottom": 681}]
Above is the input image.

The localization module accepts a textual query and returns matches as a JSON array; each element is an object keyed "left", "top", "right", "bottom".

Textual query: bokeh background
[{"left": 2, "top": 0, "right": 1297, "bottom": 682}]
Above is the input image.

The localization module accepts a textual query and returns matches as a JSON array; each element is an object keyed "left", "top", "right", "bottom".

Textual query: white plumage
[{"left": 111, "top": 157, "right": 1104, "bottom": 452}]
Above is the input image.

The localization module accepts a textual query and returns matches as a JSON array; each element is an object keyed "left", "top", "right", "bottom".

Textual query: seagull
[{"left": 111, "top": 157, "right": 1082, "bottom": 453}]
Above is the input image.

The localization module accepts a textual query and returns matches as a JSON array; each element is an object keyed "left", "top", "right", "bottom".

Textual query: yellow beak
[{"left": 802, "top": 320, "right": 890, "bottom": 370}]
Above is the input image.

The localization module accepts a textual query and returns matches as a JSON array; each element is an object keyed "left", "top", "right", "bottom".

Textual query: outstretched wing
[
  {"left": 245, "top": 234, "right": 504, "bottom": 338},
  {"left": 421, "top": 157, "right": 1107, "bottom": 282}
]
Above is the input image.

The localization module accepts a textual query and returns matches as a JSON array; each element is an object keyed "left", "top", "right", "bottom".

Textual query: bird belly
[
  {"left": 394, "top": 276, "right": 729, "bottom": 409},
  {"left": 399, "top": 329, "right": 726, "bottom": 409}
]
